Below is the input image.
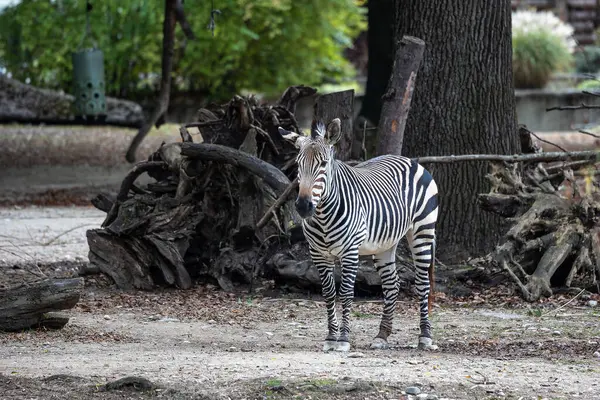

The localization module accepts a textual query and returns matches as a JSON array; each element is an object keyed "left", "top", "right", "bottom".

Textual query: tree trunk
[
  {"left": 314, "top": 90, "right": 354, "bottom": 161},
  {"left": 396, "top": 0, "right": 520, "bottom": 261},
  {"left": 358, "top": 0, "right": 395, "bottom": 126},
  {"left": 125, "top": 0, "right": 178, "bottom": 163}
]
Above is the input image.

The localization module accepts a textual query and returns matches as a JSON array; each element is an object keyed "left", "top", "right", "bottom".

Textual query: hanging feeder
[{"left": 72, "top": 1, "right": 106, "bottom": 120}]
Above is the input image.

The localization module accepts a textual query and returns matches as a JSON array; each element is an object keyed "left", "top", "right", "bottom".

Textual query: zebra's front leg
[
  {"left": 311, "top": 250, "right": 339, "bottom": 352},
  {"left": 370, "top": 246, "right": 399, "bottom": 350},
  {"left": 337, "top": 250, "right": 360, "bottom": 352}
]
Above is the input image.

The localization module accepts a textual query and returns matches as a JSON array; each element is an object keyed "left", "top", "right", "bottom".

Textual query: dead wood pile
[{"left": 478, "top": 128, "right": 600, "bottom": 301}]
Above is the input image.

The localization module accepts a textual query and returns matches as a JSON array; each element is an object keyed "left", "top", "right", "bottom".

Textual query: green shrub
[
  {"left": 577, "top": 79, "right": 600, "bottom": 91},
  {"left": 574, "top": 46, "right": 600, "bottom": 74},
  {"left": 0, "top": 0, "right": 366, "bottom": 101},
  {"left": 512, "top": 10, "right": 575, "bottom": 89}
]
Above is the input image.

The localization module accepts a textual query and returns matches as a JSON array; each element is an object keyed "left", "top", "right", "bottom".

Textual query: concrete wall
[
  {"left": 149, "top": 89, "right": 600, "bottom": 133},
  {"left": 515, "top": 89, "right": 600, "bottom": 131}
]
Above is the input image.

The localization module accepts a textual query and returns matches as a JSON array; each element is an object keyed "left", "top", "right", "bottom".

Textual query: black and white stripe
[{"left": 280, "top": 119, "right": 439, "bottom": 352}]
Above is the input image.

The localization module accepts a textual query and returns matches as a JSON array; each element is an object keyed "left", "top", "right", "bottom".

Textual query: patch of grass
[
  {"left": 308, "top": 378, "right": 337, "bottom": 387},
  {"left": 351, "top": 311, "right": 373, "bottom": 318},
  {"left": 266, "top": 378, "right": 282, "bottom": 388},
  {"left": 527, "top": 307, "right": 543, "bottom": 318}
]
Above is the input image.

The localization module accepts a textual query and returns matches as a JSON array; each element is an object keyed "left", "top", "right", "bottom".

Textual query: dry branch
[
  {"left": 103, "top": 161, "right": 168, "bottom": 227},
  {"left": 414, "top": 150, "right": 600, "bottom": 164},
  {"left": 256, "top": 180, "right": 299, "bottom": 230},
  {"left": 180, "top": 143, "right": 291, "bottom": 194}
]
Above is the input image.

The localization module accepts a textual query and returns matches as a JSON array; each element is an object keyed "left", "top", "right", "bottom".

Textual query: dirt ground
[
  {"left": 1, "top": 125, "right": 600, "bottom": 400},
  {"left": 2, "top": 257, "right": 600, "bottom": 400}
]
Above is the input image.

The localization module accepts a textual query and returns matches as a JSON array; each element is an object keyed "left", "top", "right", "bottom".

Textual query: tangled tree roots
[
  {"left": 87, "top": 86, "right": 322, "bottom": 291},
  {"left": 479, "top": 155, "right": 600, "bottom": 301}
]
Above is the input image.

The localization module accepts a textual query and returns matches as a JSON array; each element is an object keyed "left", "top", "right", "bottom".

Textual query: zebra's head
[{"left": 278, "top": 118, "right": 342, "bottom": 218}]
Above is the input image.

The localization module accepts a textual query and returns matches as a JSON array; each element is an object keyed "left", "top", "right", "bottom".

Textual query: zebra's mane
[{"left": 310, "top": 120, "right": 326, "bottom": 140}]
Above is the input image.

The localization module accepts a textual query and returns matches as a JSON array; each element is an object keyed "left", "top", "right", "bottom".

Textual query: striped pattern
[{"left": 293, "top": 121, "right": 439, "bottom": 350}]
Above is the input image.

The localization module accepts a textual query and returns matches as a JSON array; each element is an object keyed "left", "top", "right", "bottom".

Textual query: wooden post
[
  {"left": 313, "top": 89, "right": 355, "bottom": 161},
  {"left": 376, "top": 35, "right": 425, "bottom": 156}
]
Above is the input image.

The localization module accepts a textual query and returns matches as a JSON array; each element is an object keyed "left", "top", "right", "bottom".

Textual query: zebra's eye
[{"left": 320, "top": 160, "right": 327, "bottom": 168}]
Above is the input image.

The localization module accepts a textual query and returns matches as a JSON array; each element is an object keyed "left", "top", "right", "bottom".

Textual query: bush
[
  {"left": 574, "top": 46, "right": 600, "bottom": 74},
  {"left": 0, "top": 0, "right": 366, "bottom": 101},
  {"left": 512, "top": 10, "right": 575, "bottom": 89},
  {"left": 576, "top": 79, "right": 600, "bottom": 91}
]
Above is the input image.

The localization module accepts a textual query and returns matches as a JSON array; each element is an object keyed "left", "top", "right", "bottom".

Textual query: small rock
[
  {"left": 587, "top": 300, "right": 598, "bottom": 308},
  {"left": 426, "top": 395, "right": 438, "bottom": 400},
  {"left": 416, "top": 394, "right": 429, "bottom": 400},
  {"left": 103, "top": 315, "right": 111, "bottom": 320},
  {"left": 552, "top": 330, "right": 561, "bottom": 336},
  {"left": 159, "top": 317, "right": 180, "bottom": 323},
  {"left": 593, "top": 351, "right": 600, "bottom": 358},
  {"left": 207, "top": 319, "right": 216, "bottom": 324},
  {"left": 227, "top": 346, "right": 237, "bottom": 352},
  {"left": 265, "top": 331, "right": 274, "bottom": 337},
  {"left": 405, "top": 386, "right": 421, "bottom": 395},
  {"left": 347, "top": 352, "right": 365, "bottom": 358}
]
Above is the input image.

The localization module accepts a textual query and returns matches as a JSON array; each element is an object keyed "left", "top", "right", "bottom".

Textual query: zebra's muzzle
[{"left": 295, "top": 196, "right": 315, "bottom": 218}]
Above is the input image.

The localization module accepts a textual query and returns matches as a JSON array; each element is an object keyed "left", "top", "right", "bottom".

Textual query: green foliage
[
  {"left": 577, "top": 79, "right": 600, "bottom": 91},
  {"left": 512, "top": 29, "right": 573, "bottom": 89},
  {"left": 0, "top": 0, "right": 366, "bottom": 101},
  {"left": 574, "top": 46, "right": 600, "bottom": 74}
]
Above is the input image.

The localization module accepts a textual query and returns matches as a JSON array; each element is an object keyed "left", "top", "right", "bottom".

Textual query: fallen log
[
  {"left": 0, "top": 74, "right": 144, "bottom": 128},
  {"left": 0, "top": 278, "right": 84, "bottom": 332}
]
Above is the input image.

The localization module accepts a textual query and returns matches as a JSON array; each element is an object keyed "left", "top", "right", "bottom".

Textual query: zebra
[{"left": 278, "top": 118, "right": 439, "bottom": 352}]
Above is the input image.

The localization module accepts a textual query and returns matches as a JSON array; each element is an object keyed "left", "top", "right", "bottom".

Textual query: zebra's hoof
[
  {"left": 335, "top": 341, "right": 350, "bottom": 352},
  {"left": 417, "top": 336, "right": 439, "bottom": 351},
  {"left": 370, "top": 337, "right": 389, "bottom": 350},
  {"left": 323, "top": 340, "right": 337, "bottom": 352}
]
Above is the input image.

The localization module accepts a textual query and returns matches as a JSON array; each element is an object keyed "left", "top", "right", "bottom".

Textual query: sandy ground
[{"left": 0, "top": 206, "right": 599, "bottom": 400}]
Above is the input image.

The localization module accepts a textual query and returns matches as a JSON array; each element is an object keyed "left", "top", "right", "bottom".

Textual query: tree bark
[
  {"left": 125, "top": 0, "right": 178, "bottom": 163},
  {"left": 396, "top": 0, "right": 520, "bottom": 261},
  {"left": 0, "top": 278, "right": 84, "bottom": 332},
  {"left": 358, "top": 0, "right": 395, "bottom": 126},
  {"left": 376, "top": 35, "right": 425, "bottom": 156},
  {"left": 314, "top": 90, "right": 354, "bottom": 161}
]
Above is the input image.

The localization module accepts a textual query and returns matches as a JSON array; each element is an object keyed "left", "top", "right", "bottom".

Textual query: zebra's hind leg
[
  {"left": 407, "top": 228, "right": 439, "bottom": 351},
  {"left": 337, "top": 250, "right": 360, "bottom": 352},
  {"left": 312, "top": 249, "right": 339, "bottom": 352},
  {"left": 370, "top": 246, "right": 399, "bottom": 350}
]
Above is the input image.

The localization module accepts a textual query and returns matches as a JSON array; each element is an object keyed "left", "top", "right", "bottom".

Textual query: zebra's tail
[{"left": 427, "top": 241, "right": 436, "bottom": 314}]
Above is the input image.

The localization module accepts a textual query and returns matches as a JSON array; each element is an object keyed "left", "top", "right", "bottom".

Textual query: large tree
[{"left": 362, "top": 1, "right": 520, "bottom": 260}]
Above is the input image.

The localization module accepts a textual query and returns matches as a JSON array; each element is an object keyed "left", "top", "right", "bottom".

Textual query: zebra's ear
[
  {"left": 325, "top": 118, "right": 342, "bottom": 145},
  {"left": 278, "top": 127, "right": 307, "bottom": 149}
]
